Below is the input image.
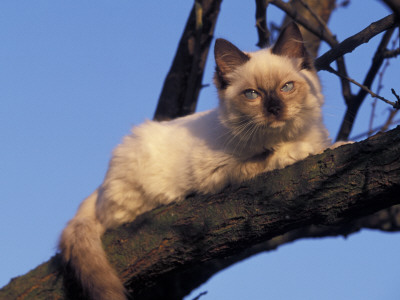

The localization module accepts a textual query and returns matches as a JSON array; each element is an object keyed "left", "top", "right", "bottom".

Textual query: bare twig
[
  {"left": 381, "top": 110, "right": 399, "bottom": 132},
  {"left": 335, "top": 24, "right": 396, "bottom": 141},
  {"left": 392, "top": 88, "right": 400, "bottom": 103},
  {"left": 368, "top": 57, "right": 388, "bottom": 136},
  {"left": 368, "top": 99, "right": 378, "bottom": 137},
  {"left": 369, "top": 31, "right": 399, "bottom": 136},
  {"left": 383, "top": 47, "right": 400, "bottom": 58},
  {"left": 326, "top": 66, "right": 399, "bottom": 109}
]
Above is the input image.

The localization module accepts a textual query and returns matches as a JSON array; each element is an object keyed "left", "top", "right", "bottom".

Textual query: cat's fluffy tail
[{"left": 59, "top": 190, "right": 127, "bottom": 300}]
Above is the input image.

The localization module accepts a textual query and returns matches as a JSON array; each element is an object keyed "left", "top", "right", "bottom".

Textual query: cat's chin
[{"left": 266, "top": 120, "right": 286, "bottom": 129}]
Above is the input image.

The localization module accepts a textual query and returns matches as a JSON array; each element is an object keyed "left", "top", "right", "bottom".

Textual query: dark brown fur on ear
[
  {"left": 214, "top": 38, "right": 250, "bottom": 89},
  {"left": 272, "top": 23, "right": 312, "bottom": 70}
]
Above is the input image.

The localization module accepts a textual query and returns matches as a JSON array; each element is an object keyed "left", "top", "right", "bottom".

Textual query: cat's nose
[
  {"left": 267, "top": 105, "right": 281, "bottom": 116},
  {"left": 264, "top": 94, "right": 283, "bottom": 117}
]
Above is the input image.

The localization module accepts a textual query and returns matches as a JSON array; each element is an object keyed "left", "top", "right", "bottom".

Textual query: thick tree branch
[
  {"left": 153, "top": 0, "right": 222, "bottom": 121},
  {"left": 255, "top": 0, "right": 271, "bottom": 48},
  {"left": 2, "top": 126, "right": 400, "bottom": 300}
]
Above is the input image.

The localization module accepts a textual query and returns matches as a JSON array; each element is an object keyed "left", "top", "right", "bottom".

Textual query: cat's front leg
[{"left": 266, "top": 141, "right": 316, "bottom": 171}]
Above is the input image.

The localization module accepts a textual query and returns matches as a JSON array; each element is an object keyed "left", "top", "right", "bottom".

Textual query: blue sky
[{"left": 1, "top": 1, "right": 399, "bottom": 299}]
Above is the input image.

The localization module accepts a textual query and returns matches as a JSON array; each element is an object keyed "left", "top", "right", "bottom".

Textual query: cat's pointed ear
[
  {"left": 214, "top": 39, "right": 250, "bottom": 88},
  {"left": 272, "top": 23, "right": 312, "bottom": 69}
]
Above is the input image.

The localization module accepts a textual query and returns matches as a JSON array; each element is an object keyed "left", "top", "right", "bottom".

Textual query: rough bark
[{"left": 2, "top": 125, "right": 400, "bottom": 300}]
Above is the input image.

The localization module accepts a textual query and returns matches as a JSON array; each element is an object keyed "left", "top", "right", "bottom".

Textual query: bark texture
[{"left": 2, "top": 126, "right": 400, "bottom": 300}]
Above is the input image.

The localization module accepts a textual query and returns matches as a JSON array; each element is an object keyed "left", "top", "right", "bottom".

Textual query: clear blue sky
[{"left": 1, "top": 1, "right": 399, "bottom": 299}]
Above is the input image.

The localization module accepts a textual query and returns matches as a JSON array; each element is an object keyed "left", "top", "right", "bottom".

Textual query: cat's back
[
  {"left": 108, "top": 108, "right": 228, "bottom": 201},
  {"left": 130, "top": 108, "right": 220, "bottom": 150}
]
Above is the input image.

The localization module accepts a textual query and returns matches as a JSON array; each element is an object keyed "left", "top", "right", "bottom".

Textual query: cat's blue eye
[
  {"left": 243, "top": 89, "right": 260, "bottom": 100},
  {"left": 280, "top": 81, "right": 294, "bottom": 92}
]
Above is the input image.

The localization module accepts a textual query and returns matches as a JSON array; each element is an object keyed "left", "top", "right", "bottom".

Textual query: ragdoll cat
[{"left": 59, "top": 23, "right": 331, "bottom": 300}]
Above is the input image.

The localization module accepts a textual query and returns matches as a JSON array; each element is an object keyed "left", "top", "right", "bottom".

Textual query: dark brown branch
[
  {"left": 381, "top": 0, "right": 400, "bottom": 21},
  {"left": 336, "top": 26, "right": 396, "bottom": 141},
  {"left": 2, "top": 126, "right": 400, "bottom": 300},
  {"left": 153, "top": 0, "right": 222, "bottom": 121},
  {"left": 255, "top": 0, "right": 271, "bottom": 48},
  {"left": 383, "top": 47, "right": 400, "bottom": 58},
  {"left": 315, "top": 14, "right": 396, "bottom": 70},
  {"left": 297, "top": 0, "right": 334, "bottom": 37},
  {"left": 381, "top": 110, "right": 399, "bottom": 132},
  {"left": 270, "top": 0, "right": 338, "bottom": 48}
]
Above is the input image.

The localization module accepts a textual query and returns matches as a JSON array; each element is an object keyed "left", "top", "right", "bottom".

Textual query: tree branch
[
  {"left": 271, "top": 0, "right": 338, "bottom": 48},
  {"left": 2, "top": 126, "right": 400, "bottom": 300},
  {"left": 325, "top": 65, "right": 399, "bottom": 109},
  {"left": 255, "top": 0, "right": 271, "bottom": 48},
  {"left": 335, "top": 26, "right": 397, "bottom": 141},
  {"left": 315, "top": 14, "right": 396, "bottom": 70},
  {"left": 153, "top": 0, "right": 222, "bottom": 121}
]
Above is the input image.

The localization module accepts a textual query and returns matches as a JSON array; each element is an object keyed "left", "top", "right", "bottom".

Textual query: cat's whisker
[{"left": 217, "top": 117, "right": 253, "bottom": 151}]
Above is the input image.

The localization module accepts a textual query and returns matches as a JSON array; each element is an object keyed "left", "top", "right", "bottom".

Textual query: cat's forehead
[{"left": 240, "top": 49, "right": 302, "bottom": 87}]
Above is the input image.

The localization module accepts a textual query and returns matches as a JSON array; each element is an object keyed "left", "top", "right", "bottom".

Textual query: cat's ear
[
  {"left": 214, "top": 39, "right": 249, "bottom": 88},
  {"left": 272, "top": 23, "right": 312, "bottom": 69}
]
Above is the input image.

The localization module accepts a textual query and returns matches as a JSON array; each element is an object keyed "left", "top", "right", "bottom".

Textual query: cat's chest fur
[{"left": 105, "top": 109, "right": 273, "bottom": 203}]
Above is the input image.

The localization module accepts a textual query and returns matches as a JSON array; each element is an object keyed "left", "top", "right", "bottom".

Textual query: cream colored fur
[{"left": 59, "top": 23, "right": 332, "bottom": 300}]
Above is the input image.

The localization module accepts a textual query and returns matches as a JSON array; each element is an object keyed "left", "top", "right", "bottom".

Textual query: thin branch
[
  {"left": 297, "top": 0, "right": 333, "bottom": 38},
  {"left": 383, "top": 47, "right": 400, "bottom": 58},
  {"left": 335, "top": 26, "right": 397, "bottom": 141},
  {"left": 381, "top": 110, "right": 399, "bottom": 132},
  {"left": 355, "top": 27, "right": 395, "bottom": 101},
  {"left": 326, "top": 66, "right": 399, "bottom": 109},
  {"left": 368, "top": 60, "right": 387, "bottom": 136},
  {"left": 392, "top": 88, "right": 400, "bottom": 102},
  {"left": 270, "top": 0, "right": 339, "bottom": 47},
  {"left": 369, "top": 31, "right": 399, "bottom": 136}
]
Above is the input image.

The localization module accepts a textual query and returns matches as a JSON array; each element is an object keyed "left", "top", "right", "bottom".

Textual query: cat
[{"left": 59, "top": 23, "right": 331, "bottom": 300}]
